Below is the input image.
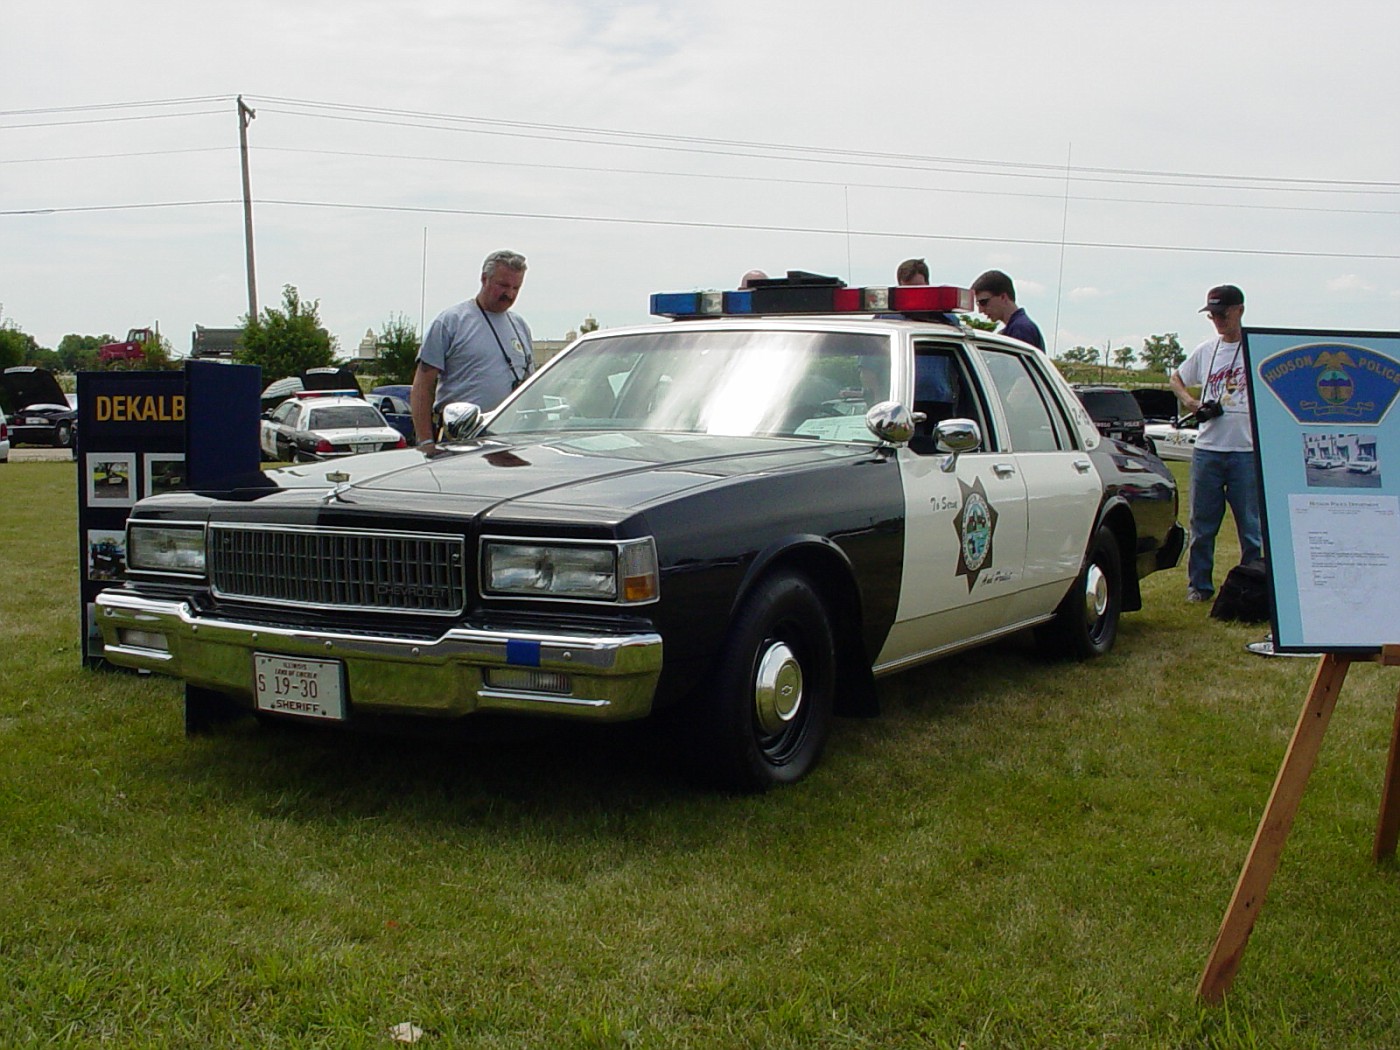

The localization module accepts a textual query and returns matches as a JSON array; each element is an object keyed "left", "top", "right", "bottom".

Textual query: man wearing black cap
[{"left": 1169, "top": 284, "right": 1263, "bottom": 602}]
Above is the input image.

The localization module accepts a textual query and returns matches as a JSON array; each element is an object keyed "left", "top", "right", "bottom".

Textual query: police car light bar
[
  {"left": 292, "top": 388, "right": 361, "bottom": 399},
  {"left": 650, "top": 275, "right": 973, "bottom": 318}
]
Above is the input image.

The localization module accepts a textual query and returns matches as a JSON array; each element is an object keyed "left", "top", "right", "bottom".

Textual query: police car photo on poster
[
  {"left": 1247, "top": 327, "right": 1400, "bottom": 652},
  {"left": 143, "top": 452, "right": 185, "bottom": 497},
  {"left": 86, "top": 528, "right": 127, "bottom": 582},
  {"left": 84, "top": 451, "right": 137, "bottom": 507}
]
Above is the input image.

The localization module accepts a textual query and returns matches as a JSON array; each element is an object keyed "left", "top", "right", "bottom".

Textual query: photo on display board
[
  {"left": 85, "top": 451, "right": 137, "bottom": 507},
  {"left": 86, "top": 528, "right": 128, "bottom": 582},
  {"left": 1301, "top": 431, "right": 1381, "bottom": 489},
  {"left": 143, "top": 452, "right": 186, "bottom": 497}
]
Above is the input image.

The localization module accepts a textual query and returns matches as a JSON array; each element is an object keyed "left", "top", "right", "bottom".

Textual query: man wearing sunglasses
[
  {"left": 1168, "top": 284, "right": 1262, "bottom": 603},
  {"left": 971, "top": 270, "right": 1045, "bottom": 351}
]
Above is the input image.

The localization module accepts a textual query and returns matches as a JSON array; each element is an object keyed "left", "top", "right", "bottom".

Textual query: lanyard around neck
[{"left": 476, "top": 301, "right": 529, "bottom": 382}]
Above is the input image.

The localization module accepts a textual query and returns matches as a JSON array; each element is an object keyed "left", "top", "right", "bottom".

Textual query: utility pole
[{"left": 237, "top": 96, "right": 258, "bottom": 321}]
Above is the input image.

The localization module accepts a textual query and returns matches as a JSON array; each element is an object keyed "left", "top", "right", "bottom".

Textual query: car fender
[
  {"left": 1092, "top": 494, "right": 1143, "bottom": 612},
  {"left": 727, "top": 532, "right": 881, "bottom": 716}
]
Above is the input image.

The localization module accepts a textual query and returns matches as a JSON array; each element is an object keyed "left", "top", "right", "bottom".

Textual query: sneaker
[{"left": 1187, "top": 589, "right": 1212, "bottom": 603}]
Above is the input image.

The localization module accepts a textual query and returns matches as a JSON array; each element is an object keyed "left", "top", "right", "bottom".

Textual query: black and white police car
[
  {"left": 259, "top": 389, "right": 407, "bottom": 462},
  {"left": 97, "top": 273, "right": 1183, "bottom": 791}
]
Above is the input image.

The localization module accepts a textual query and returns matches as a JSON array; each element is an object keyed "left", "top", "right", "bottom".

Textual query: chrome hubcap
[
  {"left": 754, "top": 641, "right": 803, "bottom": 736},
  {"left": 1083, "top": 563, "right": 1108, "bottom": 622}
]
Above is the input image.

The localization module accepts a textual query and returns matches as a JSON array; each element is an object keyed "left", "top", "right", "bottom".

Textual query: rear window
[
  {"left": 1077, "top": 389, "right": 1143, "bottom": 422},
  {"left": 308, "top": 405, "right": 384, "bottom": 430}
]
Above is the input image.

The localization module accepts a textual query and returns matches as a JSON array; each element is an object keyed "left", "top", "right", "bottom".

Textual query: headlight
[
  {"left": 127, "top": 523, "right": 206, "bottom": 575},
  {"left": 482, "top": 537, "right": 658, "bottom": 604}
]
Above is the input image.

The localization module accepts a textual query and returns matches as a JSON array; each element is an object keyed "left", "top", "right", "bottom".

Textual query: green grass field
[{"left": 3, "top": 459, "right": 1399, "bottom": 1048}]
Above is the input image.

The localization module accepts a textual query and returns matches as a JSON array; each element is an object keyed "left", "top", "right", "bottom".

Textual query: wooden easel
[{"left": 1198, "top": 645, "right": 1400, "bottom": 1003}]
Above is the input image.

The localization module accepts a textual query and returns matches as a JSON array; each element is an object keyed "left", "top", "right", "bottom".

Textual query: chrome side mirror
[
  {"left": 865, "top": 400, "right": 915, "bottom": 445},
  {"left": 441, "top": 402, "right": 484, "bottom": 441},
  {"left": 934, "top": 418, "right": 981, "bottom": 472}
]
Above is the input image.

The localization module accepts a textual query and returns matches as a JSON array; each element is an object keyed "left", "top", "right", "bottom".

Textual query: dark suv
[{"left": 1073, "top": 385, "right": 1153, "bottom": 454}]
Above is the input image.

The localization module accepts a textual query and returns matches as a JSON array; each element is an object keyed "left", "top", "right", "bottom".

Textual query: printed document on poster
[{"left": 1289, "top": 494, "right": 1400, "bottom": 645}]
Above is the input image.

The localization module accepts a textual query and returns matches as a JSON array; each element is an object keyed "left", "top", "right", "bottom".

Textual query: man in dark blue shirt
[{"left": 971, "top": 269, "right": 1045, "bottom": 351}]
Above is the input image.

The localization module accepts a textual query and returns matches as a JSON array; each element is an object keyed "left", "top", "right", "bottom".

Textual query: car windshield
[
  {"left": 308, "top": 405, "right": 383, "bottom": 430},
  {"left": 489, "top": 329, "right": 891, "bottom": 442}
]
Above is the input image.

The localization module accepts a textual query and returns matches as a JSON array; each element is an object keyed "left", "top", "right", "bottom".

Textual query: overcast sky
[{"left": 4, "top": 1, "right": 1399, "bottom": 364}]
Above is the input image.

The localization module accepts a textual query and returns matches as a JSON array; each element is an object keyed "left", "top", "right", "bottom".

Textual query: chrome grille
[{"left": 208, "top": 524, "right": 466, "bottom": 613}]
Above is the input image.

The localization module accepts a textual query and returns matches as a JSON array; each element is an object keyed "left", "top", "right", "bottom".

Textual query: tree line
[
  {"left": 1054, "top": 333, "right": 1186, "bottom": 377},
  {"left": 0, "top": 286, "right": 421, "bottom": 386}
]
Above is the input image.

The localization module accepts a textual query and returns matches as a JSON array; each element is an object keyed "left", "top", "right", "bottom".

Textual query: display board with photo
[{"left": 1247, "top": 328, "right": 1400, "bottom": 652}]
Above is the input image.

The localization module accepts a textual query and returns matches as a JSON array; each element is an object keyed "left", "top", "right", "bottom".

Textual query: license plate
[
  {"left": 26, "top": 416, "right": 47, "bottom": 426},
  {"left": 254, "top": 654, "right": 346, "bottom": 720},
  {"left": 352, "top": 443, "right": 375, "bottom": 453}
]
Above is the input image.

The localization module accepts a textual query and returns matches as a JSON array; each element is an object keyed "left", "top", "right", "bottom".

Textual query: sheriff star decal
[{"left": 953, "top": 477, "right": 998, "bottom": 592}]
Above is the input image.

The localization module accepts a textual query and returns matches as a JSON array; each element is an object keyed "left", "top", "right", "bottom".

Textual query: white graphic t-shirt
[{"left": 1176, "top": 338, "right": 1252, "bottom": 452}]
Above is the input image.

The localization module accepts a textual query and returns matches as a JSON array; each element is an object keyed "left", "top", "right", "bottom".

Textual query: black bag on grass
[{"left": 1211, "top": 559, "right": 1271, "bottom": 623}]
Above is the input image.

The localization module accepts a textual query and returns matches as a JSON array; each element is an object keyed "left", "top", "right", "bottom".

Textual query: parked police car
[{"left": 96, "top": 274, "right": 1183, "bottom": 791}]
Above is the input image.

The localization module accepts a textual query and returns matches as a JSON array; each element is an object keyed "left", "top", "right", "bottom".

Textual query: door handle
[{"left": 993, "top": 463, "right": 1016, "bottom": 478}]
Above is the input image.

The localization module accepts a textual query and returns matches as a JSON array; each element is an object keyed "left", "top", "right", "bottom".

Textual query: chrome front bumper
[{"left": 95, "top": 590, "right": 663, "bottom": 723}]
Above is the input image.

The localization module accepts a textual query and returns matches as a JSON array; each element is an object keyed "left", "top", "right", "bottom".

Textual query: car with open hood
[
  {"left": 96, "top": 274, "right": 1184, "bottom": 792},
  {"left": 0, "top": 366, "right": 77, "bottom": 449}
]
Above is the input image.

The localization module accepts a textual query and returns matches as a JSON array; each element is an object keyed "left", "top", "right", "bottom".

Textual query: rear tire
[
  {"left": 55, "top": 421, "right": 73, "bottom": 449},
  {"left": 1037, "top": 526, "right": 1122, "bottom": 659},
  {"left": 693, "top": 571, "right": 836, "bottom": 792}
]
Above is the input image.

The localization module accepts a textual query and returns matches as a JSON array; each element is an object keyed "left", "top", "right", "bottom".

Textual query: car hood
[
  {"left": 0, "top": 367, "right": 67, "bottom": 412},
  {"left": 244, "top": 430, "right": 875, "bottom": 527}
]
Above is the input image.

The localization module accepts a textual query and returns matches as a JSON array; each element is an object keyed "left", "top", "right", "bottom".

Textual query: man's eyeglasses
[
  {"left": 1207, "top": 308, "right": 1230, "bottom": 319},
  {"left": 975, "top": 296, "right": 994, "bottom": 308}
]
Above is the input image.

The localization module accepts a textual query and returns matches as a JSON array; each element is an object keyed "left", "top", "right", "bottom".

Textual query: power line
[
  {"left": 242, "top": 146, "right": 1400, "bottom": 214},
  {"left": 0, "top": 109, "right": 227, "bottom": 131},
  {"left": 256, "top": 104, "right": 1397, "bottom": 197},
  {"left": 248, "top": 94, "right": 1400, "bottom": 191},
  {"left": 7, "top": 195, "right": 1396, "bottom": 261},
  {"left": 5, "top": 93, "right": 1395, "bottom": 198},
  {"left": 0, "top": 146, "right": 230, "bottom": 165},
  {"left": 0, "top": 95, "right": 232, "bottom": 117},
  {"left": 5, "top": 140, "right": 1399, "bottom": 214}
]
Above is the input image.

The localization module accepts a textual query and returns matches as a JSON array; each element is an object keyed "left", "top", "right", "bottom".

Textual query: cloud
[
  {"left": 1069, "top": 287, "right": 1103, "bottom": 301},
  {"left": 1325, "top": 274, "right": 1376, "bottom": 294}
]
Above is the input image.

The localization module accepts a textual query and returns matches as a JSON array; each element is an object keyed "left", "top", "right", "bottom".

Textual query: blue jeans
[{"left": 1188, "top": 449, "right": 1263, "bottom": 595}]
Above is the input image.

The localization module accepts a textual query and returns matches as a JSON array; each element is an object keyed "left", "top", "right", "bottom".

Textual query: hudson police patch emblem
[
  {"left": 954, "top": 477, "right": 998, "bottom": 592},
  {"left": 1258, "top": 343, "right": 1400, "bottom": 424}
]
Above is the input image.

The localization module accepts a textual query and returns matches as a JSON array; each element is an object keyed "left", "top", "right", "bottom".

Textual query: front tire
[
  {"left": 695, "top": 571, "right": 836, "bottom": 792},
  {"left": 1038, "top": 525, "right": 1123, "bottom": 659}
]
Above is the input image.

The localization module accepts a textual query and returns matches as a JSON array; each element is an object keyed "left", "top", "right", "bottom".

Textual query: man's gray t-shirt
[{"left": 418, "top": 299, "right": 534, "bottom": 412}]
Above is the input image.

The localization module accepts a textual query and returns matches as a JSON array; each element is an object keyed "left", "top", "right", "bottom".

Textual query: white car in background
[
  {"left": 0, "top": 408, "right": 10, "bottom": 463},
  {"left": 259, "top": 392, "right": 406, "bottom": 462},
  {"left": 1145, "top": 414, "right": 1199, "bottom": 462}
]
